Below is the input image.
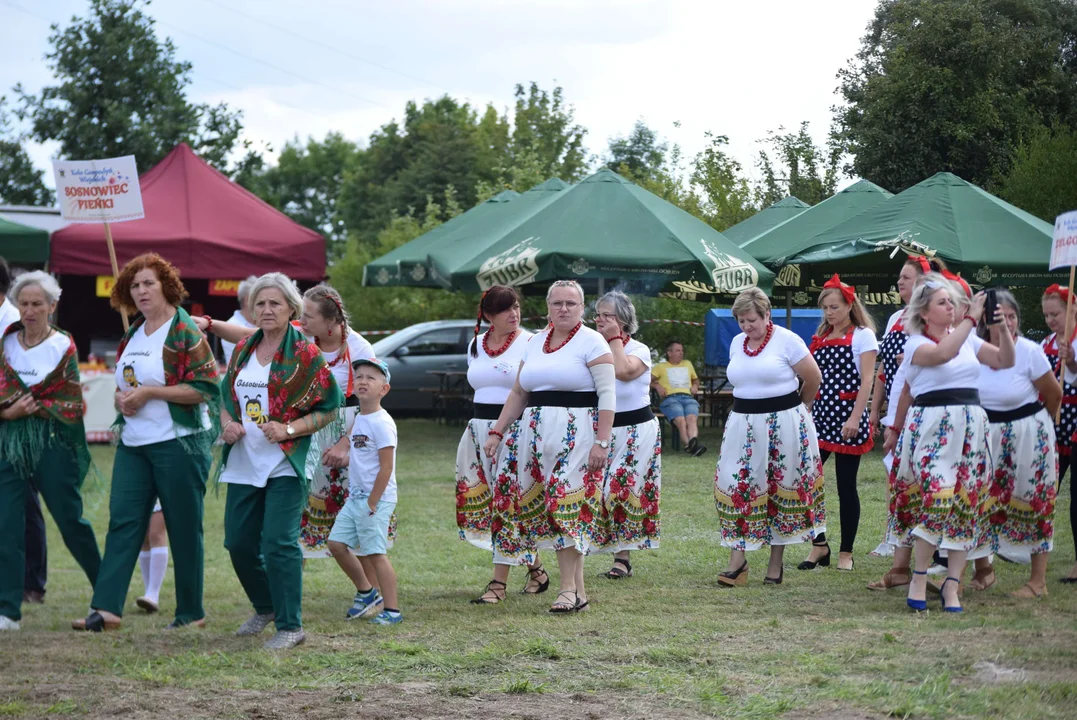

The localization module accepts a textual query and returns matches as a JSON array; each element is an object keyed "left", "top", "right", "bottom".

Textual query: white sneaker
[{"left": 0, "top": 616, "right": 20, "bottom": 631}]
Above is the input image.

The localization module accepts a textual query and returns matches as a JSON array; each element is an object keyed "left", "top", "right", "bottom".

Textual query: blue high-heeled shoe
[
  {"left": 941, "top": 576, "right": 963, "bottom": 613},
  {"left": 907, "top": 570, "right": 928, "bottom": 612}
]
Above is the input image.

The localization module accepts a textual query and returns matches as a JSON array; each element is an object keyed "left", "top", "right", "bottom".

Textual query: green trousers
[
  {"left": 0, "top": 437, "right": 101, "bottom": 621},
  {"left": 91, "top": 439, "right": 210, "bottom": 624},
  {"left": 224, "top": 476, "right": 305, "bottom": 631}
]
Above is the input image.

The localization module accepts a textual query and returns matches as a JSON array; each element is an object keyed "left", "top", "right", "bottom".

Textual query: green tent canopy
[
  {"left": 0, "top": 215, "right": 49, "bottom": 265},
  {"left": 424, "top": 178, "right": 570, "bottom": 288},
  {"left": 361, "top": 189, "right": 520, "bottom": 288},
  {"left": 723, "top": 196, "right": 809, "bottom": 247},
  {"left": 439, "top": 167, "right": 774, "bottom": 296},
  {"left": 741, "top": 180, "right": 892, "bottom": 267},
  {"left": 779, "top": 172, "right": 1059, "bottom": 290}
]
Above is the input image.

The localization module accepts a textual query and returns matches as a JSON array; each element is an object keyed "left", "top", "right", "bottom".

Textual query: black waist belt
[
  {"left": 985, "top": 402, "right": 1043, "bottom": 424},
  {"left": 614, "top": 406, "right": 655, "bottom": 428},
  {"left": 473, "top": 402, "right": 504, "bottom": 421},
  {"left": 527, "top": 391, "right": 599, "bottom": 409},
  {"left": 913, "top": 388, "right": 980, "bottom": 407},
  {"left": 732, "top": 391, "right": 801, "bottom": 414}
]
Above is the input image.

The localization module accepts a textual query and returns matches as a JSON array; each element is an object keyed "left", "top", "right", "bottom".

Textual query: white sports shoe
[{"left": 0, "top": 616, "right": 20, "bottom": 631}]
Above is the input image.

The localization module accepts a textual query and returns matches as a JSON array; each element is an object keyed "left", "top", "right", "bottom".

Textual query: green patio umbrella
[
  {"left": 778, "top": 172, "right": 1059, "bottom": 290},
  {"left": 723, "top": 196, "right": 809, "bottom": 247},
  {"left": 362, "top": 189, "right": 519, "bottom": 288},
  {"left": 440, "top": 167, "right": 774, "bottom": 296},
  {"left": 425, "top": 178, "right": 570, "bottom": 288},
  {"left": 741, "top": 180, "right": 892, "bottom": 267},
  {"left": 0, "top": 215, "right": 49, "bottom": 265}
]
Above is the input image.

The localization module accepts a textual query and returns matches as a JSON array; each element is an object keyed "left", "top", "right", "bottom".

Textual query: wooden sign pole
[
  {"left": 104, "top": 222, "right": 129, "bottom": 332},
  {"left": 1057, "top": 264, "right": 1075, "bottom": 423}
]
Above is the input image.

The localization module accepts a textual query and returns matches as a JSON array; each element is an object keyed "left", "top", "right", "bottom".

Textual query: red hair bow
[
  {"left": 911, "top": 256, "right": 931, "bottom": 274},
  {"left": 1045, "top": 283, "right": 1072, "bottom": 304},
  {"left": 942, "top": 270, "right": 971, "bottom": 299},
  {"left": 823, "top": 273, "right": 856, "bottom": 305}
]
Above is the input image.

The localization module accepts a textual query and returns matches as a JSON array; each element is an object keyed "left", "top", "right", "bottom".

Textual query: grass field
[{"left": 2, "top": 419, "right": 1077, "bottom": 719}]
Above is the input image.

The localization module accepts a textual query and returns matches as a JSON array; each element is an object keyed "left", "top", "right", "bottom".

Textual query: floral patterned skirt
[
  {"left": 886, "top": 404, "right": 990, "bottom": 552},
  {"left": 979, "top": 410, "right": 1056, "bottom": 555},
  {"left": 601, "top": 417, "right": 661, "bottom": 553},
  {"left": 455, "top": 418, "right": 498, "bottom": 551},
  {"left": 301, "top": 407, "right": 396, "bottom": 557},
  {"left": 492, "top": 405, "right": 609, "bottom": 559},
  {"left": 714, "top": 406, "right": 825, "bottom": 551}
]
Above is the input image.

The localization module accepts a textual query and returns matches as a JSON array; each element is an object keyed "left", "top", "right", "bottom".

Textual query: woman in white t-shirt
[
  {"left": 714, "top": 288, "right": 824, "bottom": 588},
  {"left": 484, "top": 280, "right": 615, "bottom": 614},
  {"left": 802, "top": 274, "right": 878, "bottom": 572},
  {"left": 458, "top": 286, "right": 548, "bottom": 605},
  {"left": 0, "top": 273, "right": 100, "bottom": 631},
  {"left": 969, "top": 290, "right": 1060, "bottom": 599},
  {"left": 75, "top": 254, "right": 221, "bottom": 634},
  {"left": 883, "top": 272, "right": 1014, "bottom": 613},
  {"left": 218, "top": 273, "right": 344, "bottom": 651},
  {"left": 593, "top": 290, "right": 661, "bottom": 579}
]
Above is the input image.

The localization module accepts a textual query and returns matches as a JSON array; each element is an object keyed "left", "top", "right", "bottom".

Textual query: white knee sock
[
  {"left": 139, "top": 550, "right": 152, "bottom": 595},
  {"left": 147, "top": 547, "right": 169, "bottom": 603}
]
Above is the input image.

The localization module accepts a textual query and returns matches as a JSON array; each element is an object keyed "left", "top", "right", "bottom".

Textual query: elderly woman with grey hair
[
  {"left": 592, "top": 290, "right": 661, "bottom": 580},
  {"left": 217, "top": 272, "right": 343, "bottom": 650},
  {"left": 0, "top": 272, "right": 100, "bottom": 631},
  {"left": 221, "top": 275, "right": 259, "bottom": 365}
]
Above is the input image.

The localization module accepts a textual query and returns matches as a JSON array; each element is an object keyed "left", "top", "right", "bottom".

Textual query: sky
[{"left": 0, "top": 0, "right": 878, "bottom": 193}]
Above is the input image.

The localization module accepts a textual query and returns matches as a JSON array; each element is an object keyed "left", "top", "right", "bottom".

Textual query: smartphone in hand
[{"left": 984, "top": 288, "right": 999, "bottom": 326}]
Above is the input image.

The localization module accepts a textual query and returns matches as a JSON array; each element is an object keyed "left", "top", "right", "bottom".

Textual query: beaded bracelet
[
  {"left": 488, "top": 429, "right": 504, "bottom": 440},
  {"left": 202, "top": 314, "right": 214, "bottom": 333}
]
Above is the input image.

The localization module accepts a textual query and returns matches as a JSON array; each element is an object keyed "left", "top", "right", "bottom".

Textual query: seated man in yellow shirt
[{"left": 651, "top": 340, "right": 706, "bottom": 456}]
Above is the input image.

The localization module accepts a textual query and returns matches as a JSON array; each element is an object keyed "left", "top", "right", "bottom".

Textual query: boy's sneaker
[
  {"left": 345, "top": 589, "right": 383, "bottom": 620},
  {"left": 0, "top": 616, "right": 20, "bottom": 631},
  {"left": 263, "top": 629, "right": 306, "bottom": 650},
  {"left": 369, "top": 610, "right": 403, "bottom": 625}
]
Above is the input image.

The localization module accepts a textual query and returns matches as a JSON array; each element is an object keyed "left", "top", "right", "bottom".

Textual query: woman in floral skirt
[
  {"left": 593, "top": 290, "right": 661, "bottom": 580},
  {"left": 457, "top": 285, "right": 549, "bottom": 604},
  {"left": 714, "top": 288, "right": 824, "bottom": 587},
  {"left": 973, "top": 290, "right": 1060, "bottom": 599},
  {"left": 484, "top": 280, "right": 615, "bottom": 613},
  {"left": 883, "top": 272, "right": 1013, "bottom": 613}
]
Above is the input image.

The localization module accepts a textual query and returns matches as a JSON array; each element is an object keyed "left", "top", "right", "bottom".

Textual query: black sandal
[
  {"left": 522, "top": 564, "right": 550, "bottom": 595},
  {"left": 603, "top": 557, "right": 633, "bottom": 580},
  {"left": 470, "top": 580, "right": 507, "bottom": 605},
  {"left": 797, "top": 542, "right": 831, "bottom": 570},
  {"left": 548, "top": 589, "right": 579, "bottom": 614}
]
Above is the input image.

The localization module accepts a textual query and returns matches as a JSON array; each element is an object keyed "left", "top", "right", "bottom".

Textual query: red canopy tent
[{"left": 50, "top": 143, "right": 325, "bottom": 279}]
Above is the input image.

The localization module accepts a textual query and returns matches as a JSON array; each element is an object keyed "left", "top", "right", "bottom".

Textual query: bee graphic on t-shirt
[
  {"left": 352, "top": 433, "right": 369, "bottom": 449},
  {"left": 244, "top": 395, "right": 269, "bottom": 425},
  {"left": 122, "top": 364, "right": 139, "bottom": 388}
]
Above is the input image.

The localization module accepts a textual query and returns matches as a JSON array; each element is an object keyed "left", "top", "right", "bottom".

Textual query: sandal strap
[
  {"left": 612, "top": 557, "right": 632, "bottom": 570},
  {"left": 913, "top": 570, "right": 928, "bottom": 575},
  {"left": 485, "top": 580, "right": 507, "bottom": 589},
  {"left": 527, "top": 565, "right": 547, "bottom": 579}
]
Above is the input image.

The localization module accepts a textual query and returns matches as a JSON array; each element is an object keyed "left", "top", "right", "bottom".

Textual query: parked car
[{"left": 370, "top": 320, "right": 480, "bottom": 414}]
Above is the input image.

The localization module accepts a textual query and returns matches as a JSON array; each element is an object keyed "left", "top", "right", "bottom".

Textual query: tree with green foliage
[
  {"left": 0, "top": 97, "right": 53, "bottom": 206},
  {"left": 690, "top": 132, "right": 758, "bottom": 232},
  {"left": 757, "top": 122, "right": 842, "bottom": 206},
  {"left": 607, "top": 120, "right": 668, "bottom": 180},
  {"left": 15, "top": 0, "right": 248, "bottom": 173},
  {"left": 507, "top": 82, "right": 589, "bottom": 182},
  {"left": 835, "top": 0, "right": 1077, "bottom": 192},
  {"left": 236, "top": 132, "right": 360, "bottom": 259},
  {"left": 996, "top": 124, "right": 1077, "bottom": 223}
]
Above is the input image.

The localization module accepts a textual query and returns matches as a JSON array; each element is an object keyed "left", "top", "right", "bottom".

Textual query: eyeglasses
[
  {"left": 549, "top": 301, "right": 580, "bottom": 310},
  {"left": 592, "top": 312, "right": 617, "bottom": 322}
]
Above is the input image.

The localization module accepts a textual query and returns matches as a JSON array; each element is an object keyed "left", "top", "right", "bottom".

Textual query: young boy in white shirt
[{"left": 323, "top": 358, "right": 402, "bottom": 625}]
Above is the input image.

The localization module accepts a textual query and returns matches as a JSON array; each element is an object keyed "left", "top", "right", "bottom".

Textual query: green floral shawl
[
  {"left": 0, "top": 324, "right": 91, "bottom": 482},
  {"left": 220, "top": 322, "right": 343, "bottom": 482},
  {"left": 114, "top": 306, "right": 221, "bottom": 454}
]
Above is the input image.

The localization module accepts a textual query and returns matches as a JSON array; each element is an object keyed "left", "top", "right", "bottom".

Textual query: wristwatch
[
  {"left": 286, "top": 423, "right": 295, "bottom": 436},
  {"left": 596, "top": 439, "right": 610, "bottom": 449}
]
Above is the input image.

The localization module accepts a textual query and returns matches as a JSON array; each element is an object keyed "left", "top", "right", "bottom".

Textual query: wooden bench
[{"left": 654, "top": 411, "right": 711, "bottom": 451}]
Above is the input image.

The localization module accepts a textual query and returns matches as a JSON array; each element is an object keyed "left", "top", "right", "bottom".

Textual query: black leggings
[
  {"left": 1063, "top": 454, "right": 1077, "bottom": 561},
  {"left": 813, "top": 450, "right": 861, "bottom": 554}
]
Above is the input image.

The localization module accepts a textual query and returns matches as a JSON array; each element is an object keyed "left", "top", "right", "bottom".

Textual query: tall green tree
[
  {"left": 0, "top": 97, "right": 53, "bottom": 206},
  {"left": 15, "top": 0, "right": 248, "bottom": 172},
  {"left": 607, "top": 120, "right": 668, "bottom": 180},
  {"left": 508, "top": 82, "right": 589, "bottom": 182},
  {"left": 835, "top": 0, "right": 1077, "bottom": 192},
  {"left": 756, "top": 122, "right": 842, "bottom": 206},
  {"left": 996, "top": 124, "right": 1077, "bottom": 222},
  {"left": 690, "top": 132, "right": 758, "bottom": 231},
  {"left": 237, "top": 132, "right": 360, "bottom": 258}
]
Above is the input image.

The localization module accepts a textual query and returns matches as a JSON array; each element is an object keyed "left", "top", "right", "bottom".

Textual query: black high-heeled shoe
[
  {"left": 717, "top": 562, "right": 748, "bottom": 588},
  {"left": 763, "top": 566, "right": 784, "bottom": 585},
  {"left": 797, "top": 542, "right": 831, "bottom": 570}
]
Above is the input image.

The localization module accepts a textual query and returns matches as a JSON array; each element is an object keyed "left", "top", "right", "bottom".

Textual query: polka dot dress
[
  {"left": 1042, "top": 333, "right": 1077, "bottom": 455},
  {"left": 811, "top": 328, "right": 874, "bottom": 454},
  {"left": 878, "top": 321, "right": 907, "bottom": 404}
]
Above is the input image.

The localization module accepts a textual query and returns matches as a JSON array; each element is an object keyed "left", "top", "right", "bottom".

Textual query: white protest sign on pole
[
  {"left": 1051, "top": 209, "right": 1077, "bottom": 418},
  {"left": 52, "top": 155, "right": 144, "bottom": 330}
]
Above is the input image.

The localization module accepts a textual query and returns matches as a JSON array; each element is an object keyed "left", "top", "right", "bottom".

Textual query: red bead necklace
[
  {"left": 544, "top": 322, "right": 582, "bottom": 353},
  {"left": 923, "top": 326, "right": 950, "bottom": 344},
  {"left": 483, "top": 328, "right": 518, "bottom": 358},
  {"left": 743, "top": 323, "right": 774, "bottom": 357}
]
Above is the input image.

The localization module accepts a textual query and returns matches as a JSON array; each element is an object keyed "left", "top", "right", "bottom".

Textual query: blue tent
[{"left": 704, "top": 308, "right": 823, "bottom": 367}]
